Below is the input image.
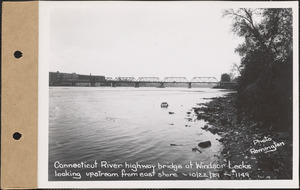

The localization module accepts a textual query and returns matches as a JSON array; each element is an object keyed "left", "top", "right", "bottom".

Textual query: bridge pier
[
  {"left": 188, "top": 82, "right": 192, "bottom": 88},
  {"left": 111, "top": 82, "right": 116, "bottom": 87},
  {"left": 134, "top": 82, "right": 140, "bottom": 88},
  {"left": 159, "top": 82, "right": 165, "bottom": 88}
]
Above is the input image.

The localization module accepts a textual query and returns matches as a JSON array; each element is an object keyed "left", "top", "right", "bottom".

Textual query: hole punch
[
  {"left": 14, "top": 51, "right": 23, "bottom": 59},
  {"left": 13, "top": 132, "right": 22, "bottom": 140}
]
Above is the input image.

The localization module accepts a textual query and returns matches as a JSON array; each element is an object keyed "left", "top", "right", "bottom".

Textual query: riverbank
[{"left": 195, "top": 92, "right": 293, "bottom": 179}]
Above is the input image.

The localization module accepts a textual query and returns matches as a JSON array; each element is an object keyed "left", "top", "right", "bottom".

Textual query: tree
[
  {"left": 223, "top": 8, "right": 293, "bottom": 131},
  {"left": 231, "top": 62, "right": 242, "bottom": 76},
  {"left": 220, "top": 73, "right": 231, "bottom": 83},
  {"left": 223, "top": 9, "right": 292, "bottom": 57}
]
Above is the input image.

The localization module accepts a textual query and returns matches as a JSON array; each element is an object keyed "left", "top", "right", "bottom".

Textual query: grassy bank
[{"left": 194, "top": 93, "right": 292, "bottom": 179}]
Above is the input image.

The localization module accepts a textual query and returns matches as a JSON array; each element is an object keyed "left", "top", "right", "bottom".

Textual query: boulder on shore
[
  {"left": 207, "top": 125, "right": 219, "bottom": 134},
  {"left": 198, "top": 141, "right": 211, "bottom": 148},
  {"left": 202, "top": 124, "right": 209, "bottom": 130}
]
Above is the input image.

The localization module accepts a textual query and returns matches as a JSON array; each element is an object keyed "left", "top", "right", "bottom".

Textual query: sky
[{"left": 48, "top": 2, "right": 243, "bottom": 80}]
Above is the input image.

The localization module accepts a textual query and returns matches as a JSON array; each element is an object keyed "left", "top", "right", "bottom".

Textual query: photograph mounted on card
[
  {"left": 37, "top": 1, "right": 298, "bottom": 188},
  {"left": 1, "top": 1, "right": 298, "bottom": 189}
]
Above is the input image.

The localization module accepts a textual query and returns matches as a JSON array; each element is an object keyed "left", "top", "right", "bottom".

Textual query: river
[{"left": 49, "top": 87, "right": 229, "bottom": 180}]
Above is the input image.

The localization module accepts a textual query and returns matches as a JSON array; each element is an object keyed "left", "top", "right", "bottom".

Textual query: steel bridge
[
  {"left": 105, "top": 77, "right": 219, "bottom": 88},
  {"left": 49, "top": 71, "right": 221, "bottom": 88}
]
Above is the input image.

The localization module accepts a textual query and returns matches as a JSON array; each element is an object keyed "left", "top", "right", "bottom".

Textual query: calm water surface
[{"left": 49, "top": 87, "right": 229, "bottom": 180}]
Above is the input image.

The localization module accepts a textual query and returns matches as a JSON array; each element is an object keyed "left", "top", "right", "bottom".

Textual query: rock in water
[
  {"left": 198, "top": 141, "right": 211, "bottom": 148},
  {"left": 192, "top": 147, "right": 202, "bottom": 153},
  {"left": 161, "top": 102, "right": 169, "bottom": 108},
  {"left": 170, "top": 144, "right": 183, "bottom": 146}
]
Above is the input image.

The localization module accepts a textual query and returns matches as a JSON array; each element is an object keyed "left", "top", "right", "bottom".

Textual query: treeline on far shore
[{"left": 222, "top": 8, "right": 293, "bottom": 132}]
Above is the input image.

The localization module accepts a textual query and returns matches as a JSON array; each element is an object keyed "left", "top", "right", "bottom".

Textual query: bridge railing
[
  {"left": 114, "top": 77, "right": 135, "bottom": 82},
  {"left": 162, "top": 77, "right": 188, "bottom": 83},
  {"left": 191, "top": 77, "right": 218, "bottom": 83},
  {"left": 136, "top": 77, "right": 161, "bottom": 82}
]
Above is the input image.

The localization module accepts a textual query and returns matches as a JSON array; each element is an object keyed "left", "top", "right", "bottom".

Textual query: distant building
[{"left": 49, "top": 71, "right": 105, "bottom": 86}]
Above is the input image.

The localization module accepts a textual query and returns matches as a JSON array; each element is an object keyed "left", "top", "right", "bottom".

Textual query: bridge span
[
  {"left": 49, "top": 72, "right": 221, "bottom": 88},
  {"left": 107, "top": 77, "right": 219, "bottom": 88}
]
